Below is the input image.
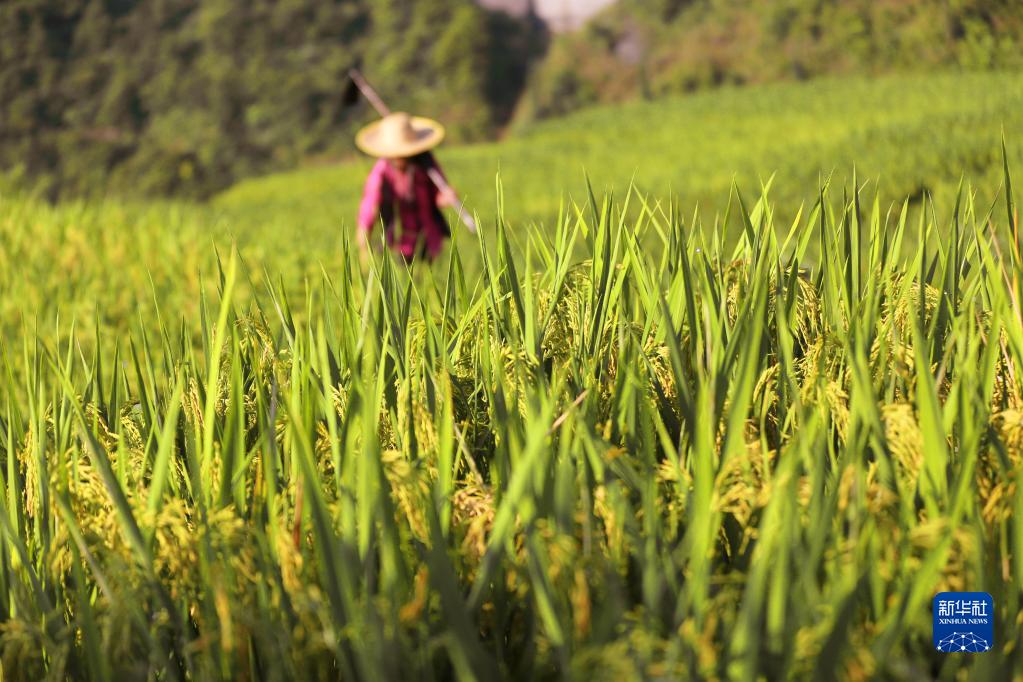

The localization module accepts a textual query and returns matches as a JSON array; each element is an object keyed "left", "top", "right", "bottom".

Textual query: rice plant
[{"left": 1, "top": 166, "right": 1023, "bottom": 680}]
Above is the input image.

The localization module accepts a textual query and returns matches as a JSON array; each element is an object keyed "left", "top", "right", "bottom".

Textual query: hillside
[
  {"left": 0, "top": 0, "right": 542, "bottom": 199},
  {"left": 215, "top": 71, "right": 1023, "bottom": 257},
  {"left": 6, "top": 0, "right": 1022, "bottom": 201},
  {"left": 522, "top": 0, "right": 1023, "bottom": 120}
]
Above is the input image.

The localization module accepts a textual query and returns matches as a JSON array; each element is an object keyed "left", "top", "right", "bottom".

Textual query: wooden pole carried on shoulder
[{"left": 348, "top": 68, "right": 477, "bottom": 233}]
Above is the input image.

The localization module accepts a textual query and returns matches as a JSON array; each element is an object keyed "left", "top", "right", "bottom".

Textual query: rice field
[
  {"left": 216, "top": 71, "right": 1023, "bottom": 235},
  {"left": 4, "top": 70, "right": 1023, "bottom": 681},
  {"left": 2, "top": 158, "right": 1023, "bottom": 680}
]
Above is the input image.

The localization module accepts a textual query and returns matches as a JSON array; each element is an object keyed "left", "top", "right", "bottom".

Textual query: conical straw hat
[{"left": 355, "top": 112, "right": 445, "bottom": 158}]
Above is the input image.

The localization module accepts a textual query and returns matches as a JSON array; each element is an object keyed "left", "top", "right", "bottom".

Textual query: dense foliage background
[
  {"left": 522, "top": 0, "right": 1023, "bottom": 120},
  {"left": 0, "top": 0, "right": 543, "bottom": 198},
  {"left": 5, "top": 0, "right": 1023, "bottom": 201}
]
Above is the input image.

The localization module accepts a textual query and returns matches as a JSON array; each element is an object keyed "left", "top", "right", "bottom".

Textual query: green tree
[{"left": 0, "top": 0, "right": 540, "bottom": 198}]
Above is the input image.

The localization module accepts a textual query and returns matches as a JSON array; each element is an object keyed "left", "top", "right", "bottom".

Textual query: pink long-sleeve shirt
[{"left": 357, "top": 154, "right": 450, "bottom": 260}]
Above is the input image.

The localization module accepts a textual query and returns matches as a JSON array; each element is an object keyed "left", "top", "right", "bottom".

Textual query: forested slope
[
  {"left": 0, "top": 0, "right": 542, "bottom": 198},
  {"left": 523, "top": 0, "right": 1023, "bottom": 120}
]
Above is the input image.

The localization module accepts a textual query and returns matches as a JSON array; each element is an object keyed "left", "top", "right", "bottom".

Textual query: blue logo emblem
[{"left": 933, "top": 592, "right": 994, "bottom": 653}]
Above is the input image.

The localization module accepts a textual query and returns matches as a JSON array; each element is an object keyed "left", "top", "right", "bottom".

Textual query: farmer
[{"left": 355, "top": 112, "right": 459, "bottom": 262}]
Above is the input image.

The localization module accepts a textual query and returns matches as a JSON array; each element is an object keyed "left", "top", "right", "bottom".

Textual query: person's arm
[
  {"left": 357, "top": 160, "right": 387, "bottom": 251},
  {"left": 416, "top": 153, "right": 457, "bottom": 208}
]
